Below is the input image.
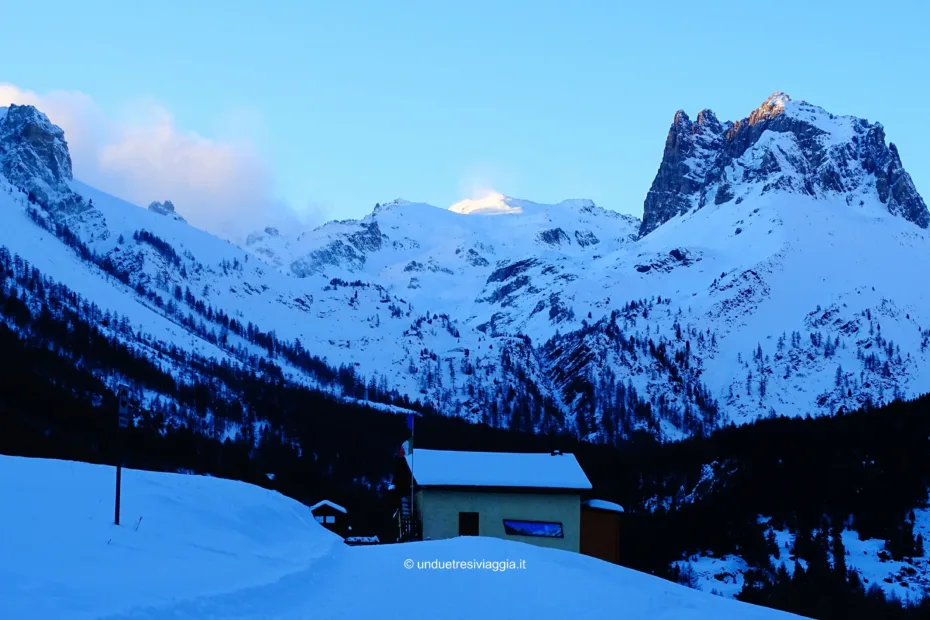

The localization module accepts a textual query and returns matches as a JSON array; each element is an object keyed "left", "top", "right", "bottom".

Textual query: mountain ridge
[
  {"left": 0, "top": 94, "right": 928, "bottom": 445},
  {"left": 640, "top": 92, "right": 929, "bottom": 237}
]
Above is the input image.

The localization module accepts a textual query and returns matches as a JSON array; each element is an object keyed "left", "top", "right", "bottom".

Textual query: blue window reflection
[{"left": 502, "top": 519, "right": 564, "bottom": 538}]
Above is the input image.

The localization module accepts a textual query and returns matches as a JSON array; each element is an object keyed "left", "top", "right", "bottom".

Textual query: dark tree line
[
  {"left": 132, "top": 229, "right": 182, "bottom": 267},
  {"left": 736, "top": 520, "right": 930, "bottom": 619},
  {"left": 569, "top": 395, "right": 930, "bottom": 619}
]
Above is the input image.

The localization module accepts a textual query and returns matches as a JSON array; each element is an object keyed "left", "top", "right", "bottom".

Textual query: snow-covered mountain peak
[
  {"left": 746, "top": 92, "right": 838, "bottom": 134},
  {"left": 640, "top": 92, "right": 929, "bottom": 236},
  {"left": 448, "top": 193, "right": 605, "bottom": 218},
  {"left": 753, "top": 91, "right": 791, "bottom": 118},
  {"left": 449, "top": 192, "right": 524, "bottom": 215},
  {"left": 372, "top": 198, "right": 417, "bottom": 215},
  {"left": 766, "top": 90, "right": 790, "bottom": 106}
]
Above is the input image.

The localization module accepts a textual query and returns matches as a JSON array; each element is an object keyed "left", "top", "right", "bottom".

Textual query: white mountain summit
[
  {"left": 447, "top": 192, "right": 597, "bottom": 216},
  {"left": 449, "top": 192, "right": 525, "bottom": 215}
]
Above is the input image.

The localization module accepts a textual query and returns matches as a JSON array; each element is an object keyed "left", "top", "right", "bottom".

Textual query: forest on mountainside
[{"left": 598, "top": 397, "right": 930, "bottom": 619}]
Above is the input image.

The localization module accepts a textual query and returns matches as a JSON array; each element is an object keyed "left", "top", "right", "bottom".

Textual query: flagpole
[{"left": 409, "top": 413, "right": 414, "bottom": 540}]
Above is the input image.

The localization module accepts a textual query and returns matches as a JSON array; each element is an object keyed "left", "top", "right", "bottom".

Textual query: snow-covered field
[
  {"left": 0, "top": 455, "right": 804, "bottom": 619},
  {"left": 0, "top": 456, "right": 342, "bottom": 620},
  {"left": 676, "top": 553, "right": 751, "bottom": 598}
]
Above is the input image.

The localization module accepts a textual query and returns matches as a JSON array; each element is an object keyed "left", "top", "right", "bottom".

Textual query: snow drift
[{"left": 0, "top": 455, "right": 804, "bottom": 619}]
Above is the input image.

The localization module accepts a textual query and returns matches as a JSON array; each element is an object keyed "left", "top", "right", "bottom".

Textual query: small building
[
  {"left": 580, "top": 499, "right": 624, "bottom": 564},
  {"left": 403, "top": 449, "right": 592, "bottom": 552},
  {"left": 309, "top": 499, "right": 348, "bottom": 537}
]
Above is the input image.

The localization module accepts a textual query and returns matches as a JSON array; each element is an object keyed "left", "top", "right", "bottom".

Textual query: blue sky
[{"left": 1, "top": 0, "right": 928, "bottom": 234}]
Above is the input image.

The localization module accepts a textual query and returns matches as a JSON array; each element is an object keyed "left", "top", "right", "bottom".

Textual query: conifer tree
[{"left": 831, "top": 526, "right": 847, "bottom": 581}]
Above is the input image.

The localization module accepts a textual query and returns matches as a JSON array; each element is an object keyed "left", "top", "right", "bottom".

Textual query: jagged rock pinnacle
[{"left": 639, "top": 93, "right": 929, "bottom": 236}]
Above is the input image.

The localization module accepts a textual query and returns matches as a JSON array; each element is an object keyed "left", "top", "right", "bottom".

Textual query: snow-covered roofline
[
  {"left": 405, "top": 449, "right": 592, "bottom": 490},
  {"left": 309, "top": 499, "right": 347, "bottom": 514},
  {"left": 584, "top": 499, "right": 625, "bottom": 513}
]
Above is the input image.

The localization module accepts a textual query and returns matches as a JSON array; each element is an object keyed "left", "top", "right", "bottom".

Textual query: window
[
  {"left": 324, "top": 515, "right": 336, "bottom": 524},
  {"left": 314, "top": 515, "right": 324, "bottom": 523},
  {"left": 503, "top": 519, "right": 564, "bottom": 538},
  {"left": 459, "top": 512, "right": 479, "bottom": 536}
]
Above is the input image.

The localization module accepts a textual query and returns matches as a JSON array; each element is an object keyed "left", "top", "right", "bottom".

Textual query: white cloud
[
  {"left": 0, "top": 83, "right": 300, "bottom": 241},
  {"left": 457, "top": 163, "right": 513, "bottom": 206}
]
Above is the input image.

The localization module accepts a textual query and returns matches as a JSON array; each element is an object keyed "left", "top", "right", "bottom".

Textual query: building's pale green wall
[{"left": 415, "top": 489, "right": 581, "bottom": 552}]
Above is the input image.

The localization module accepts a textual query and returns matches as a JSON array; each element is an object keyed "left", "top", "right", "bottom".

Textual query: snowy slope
[
  {"left": 284, "top": 194, "right": 640, "bottom": 332},
  {"left": 0, "top": 455, "right": 805, "bottom": 620},
  {"left": 0, "top": 455, "right": 342, "bottom": 620},
  {"left": 0, "top": 180, "right": 236, "bottom": 370}
]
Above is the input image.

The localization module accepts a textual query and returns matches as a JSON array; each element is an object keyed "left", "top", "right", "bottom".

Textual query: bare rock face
[
  {"left": 148, "top": 200, "right": 187, "bottom": 223},
  {"left": 640, "top": 108, "right": 725, "bottom": 236},
  {"left": 0, "top": 104, "right": 86, "bottom": 214},
  {"left": 859, "top": 126, "right": 928, "bottom": 227},
  {"left": 290, "top": 221, "right": 385, "bottom": 276},
  {"left": 639, "top": 92, "right": 929, "bottom": 236}
]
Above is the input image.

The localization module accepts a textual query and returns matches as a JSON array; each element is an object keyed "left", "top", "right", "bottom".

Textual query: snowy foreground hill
[
  {"left": 0, "top": 455, "right": 804, "bottom": 620},
  {"left": 1, "top": 93, "right": 929, "bottom": 442}
]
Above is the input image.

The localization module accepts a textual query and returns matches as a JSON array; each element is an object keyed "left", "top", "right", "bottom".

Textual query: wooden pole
[
  {"left": 407, "top": 413, "right": 414, "bottom": 540},
  {"left": 115, "top": 384, "right": 128, "bottom": 526},
  {"left": 114, "top": 462, "right": 122, "bottom": 526},
  {"left": 410, "top": 450, "right": 414, "bottom": 539},
  {"left": 410, "top": 414, "right": 414, "bottom": 540}
]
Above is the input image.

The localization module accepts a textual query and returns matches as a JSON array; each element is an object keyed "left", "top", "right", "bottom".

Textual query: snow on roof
[
  {"left": 405, "top": 449, "right": 592, "bottom": 490},
  {"left": 309, "top": 499, "right": 346, "bottom": 514},
  {"left": 584, "top": 499, "right": 625, "bottom": 513}
]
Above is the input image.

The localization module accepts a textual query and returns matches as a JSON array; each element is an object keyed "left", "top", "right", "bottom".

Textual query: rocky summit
[
  {"left": 0, "top": 104, "right": 86, "bottom": 215},
  {"left": 147, "top": 200, "right": 187, "bottom": 223},
  {"left": 640, "top": 92, "right": 929, "bottom": 237}
]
